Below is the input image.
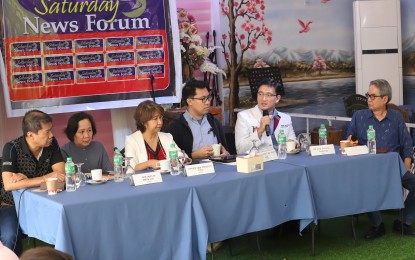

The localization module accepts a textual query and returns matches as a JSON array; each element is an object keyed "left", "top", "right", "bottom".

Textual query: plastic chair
[{"left": 247, "top": 67, "right": 285, "bottom": 100}]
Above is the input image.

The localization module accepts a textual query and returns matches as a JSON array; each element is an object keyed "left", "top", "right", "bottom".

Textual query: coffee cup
[
  {"left": 286, "top": 140, "right": 296, "bottom": 152},
  {"left": 91, "top": 169, "right": 102, "bottom": 181},
  {"left": 212, "top": 143, "right": 221, "bottom": 156},
  {"left": 46, "top": 177, "right": 58, "bottom": 195},
  {"left": 159, "top": 159, "right": 171, "bottom": 172},
  {"left": 340, "top": 140, "right": 350, "bottom": 154}
]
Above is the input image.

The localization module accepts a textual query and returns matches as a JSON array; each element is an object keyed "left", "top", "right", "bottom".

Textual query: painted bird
[{"left": 298, "top": 19, "right": 312, "bottom": 33}]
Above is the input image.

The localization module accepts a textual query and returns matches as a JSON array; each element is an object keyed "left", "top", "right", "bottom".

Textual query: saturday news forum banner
[{"left": 2, "top": 0, "right": 180, "bottom": 115}]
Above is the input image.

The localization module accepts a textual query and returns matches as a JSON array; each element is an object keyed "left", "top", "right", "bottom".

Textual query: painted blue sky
[
  {"left": 262, "top": 0, "right": 354, "bottom": 50},
  {"left": 221, "top": 0, "right": 415, "bottom": 54}
]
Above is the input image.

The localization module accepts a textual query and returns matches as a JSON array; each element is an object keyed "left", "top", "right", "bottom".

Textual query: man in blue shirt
[
  {"left": 168, "top": 79, "right": 229, "bottom": 159},
  {"left": 347, "top": 79, "right": 414, "bottom": 239}
]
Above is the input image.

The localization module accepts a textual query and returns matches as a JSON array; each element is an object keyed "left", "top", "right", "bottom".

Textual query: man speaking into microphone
[{"left": 235, "top": 78, "right": 296, "bottom": 154}]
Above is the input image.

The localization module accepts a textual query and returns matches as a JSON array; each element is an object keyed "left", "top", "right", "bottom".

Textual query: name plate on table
[
  {"left": 185, "top": 162, "right": 215, "bottom": 177},
  {"left": 258, "top": 145, "right": 278, "bottom": 162},
  {"left": 309, "top": 144, "right": 336, "bottom": 156},
  {"left": 133, "top": 172, "right": 163, "bottom": 186},
  {"left": 344, "top": 145, "right": 369, "bottom": 156}
]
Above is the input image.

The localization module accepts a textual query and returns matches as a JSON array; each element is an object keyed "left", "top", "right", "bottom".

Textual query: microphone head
[{"left": 263, "top": 110, "right": 269, "bottom": 116}]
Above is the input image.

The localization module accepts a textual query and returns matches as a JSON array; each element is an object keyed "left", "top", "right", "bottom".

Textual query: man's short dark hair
[
  {"left": 182, "top": 79, "right": 209, "bottom": 106},
  {"left": 22, "top": 110, "right": 52, "bottom": 137},
  {"left": 257, "top": 78, "right": 284, "bottom": 95},
  {"left": 64, "top": 112, "right": 97, "bottom": 142}
]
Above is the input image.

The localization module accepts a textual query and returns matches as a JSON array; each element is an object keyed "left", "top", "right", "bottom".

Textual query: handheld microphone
[{"left": 263, "top": 110, "right": 270, "bottom": 136}]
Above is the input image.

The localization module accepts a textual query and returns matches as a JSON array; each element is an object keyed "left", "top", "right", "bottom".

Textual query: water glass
[{"left": 74, "top": 163, "right": 85, "bottom": 187}]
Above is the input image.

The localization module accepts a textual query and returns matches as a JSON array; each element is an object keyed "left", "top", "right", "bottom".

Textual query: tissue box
[{"left": 236, "top": 155, "right": 264, "bottom": 173}]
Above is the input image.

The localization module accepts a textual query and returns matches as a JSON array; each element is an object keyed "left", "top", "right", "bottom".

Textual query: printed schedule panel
[{"left": 1, "top": 0, "right": 181, "bottom": 116}]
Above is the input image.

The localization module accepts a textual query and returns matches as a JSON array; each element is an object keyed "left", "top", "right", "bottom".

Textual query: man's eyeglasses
[
  {"left": 258, "top": 92, "right": 277, "bottom": 99},
  {"left": 365, "top": 93, "right": 383, "bottom": 100},
  {"left": 191, "top": 96, "right": 211, "bottom": 103}
]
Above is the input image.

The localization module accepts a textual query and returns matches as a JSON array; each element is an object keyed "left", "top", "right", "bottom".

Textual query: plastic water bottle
[
  {"left": 319, "top": 124, "right": 328, "bottom": 145},
  {"left": 169, "top": 144, "right": 181, "bottom": 176},
  {"left": 65, "top": 157, "right": 76, "bottom": 192},
  {"left": 277, "top": 130, "right": 287, "bottom": 160},
  {"left": 367, "top": 125, "right": 376, "bottom": 154},
  {"left": 113, "top": 148, "right": 124, "bottom": 182}
]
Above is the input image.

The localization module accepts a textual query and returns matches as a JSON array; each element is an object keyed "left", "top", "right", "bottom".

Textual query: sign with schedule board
[{"left": 0, "top": 0, "right": 182, "bottom": 117}]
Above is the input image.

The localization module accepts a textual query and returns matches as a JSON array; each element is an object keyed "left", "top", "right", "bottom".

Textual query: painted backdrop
[{"left": 220, "top": 0, "right": 415, "bottom": 126}]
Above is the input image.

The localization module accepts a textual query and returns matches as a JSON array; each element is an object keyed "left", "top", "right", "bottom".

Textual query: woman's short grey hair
[{"left": 369, "top": 79, "right": 392, "bottom": 104}]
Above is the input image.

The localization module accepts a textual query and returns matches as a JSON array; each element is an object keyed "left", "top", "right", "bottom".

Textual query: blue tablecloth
[
  {"left": 188, "top": 162, "right": 315, "bottom": 243},
  {"left": 280, "top": 149, "right": 405, "bottom": 219},
  {"left": 14, "top": 178, "right": 205, "bottom": 260},
  {"left": 13, "top": 161, "right": 313, "bottom": 260},
  {"left": 13, "top": 149, "right": 405, "bottom": 259}
]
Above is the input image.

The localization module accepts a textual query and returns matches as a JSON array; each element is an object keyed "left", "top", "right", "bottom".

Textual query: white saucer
[
  {"left": 287, "top": 149, "right": 301, "bottom": 154},
  {"left": 86, "top": 180, "right": 107, "bottom": 185}
]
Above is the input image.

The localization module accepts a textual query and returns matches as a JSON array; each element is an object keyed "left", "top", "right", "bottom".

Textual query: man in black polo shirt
[{"left": 1, "top": 110, "right": 65, "bottom": 255}]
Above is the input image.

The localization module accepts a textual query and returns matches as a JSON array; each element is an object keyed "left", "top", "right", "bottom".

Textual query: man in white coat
[{"left": 235, "top": 78, "right": 296, "bottom": 154}]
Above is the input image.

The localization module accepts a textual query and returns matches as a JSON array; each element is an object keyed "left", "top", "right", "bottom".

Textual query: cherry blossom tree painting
[
  {"left": 220, "top": 0, "right": 272, "bottom": 126},
  {"left": 312, "top": 56, "right": 327, "bottom": 76}
]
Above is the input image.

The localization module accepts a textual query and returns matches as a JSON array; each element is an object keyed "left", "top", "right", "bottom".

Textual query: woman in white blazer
[{"left": 125, "top": 101, "right": 183, "bottom": 171}]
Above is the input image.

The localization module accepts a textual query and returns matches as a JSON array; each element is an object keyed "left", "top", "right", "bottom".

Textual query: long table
[
  {"left": 13, "top": 150, "right": 405, "bottom": 259},
  {"left": 280, "top": 149, "right": 405, "bottom": 220},
  {"left": 14, "top": 161, "right": 313, "bottom": 260}
]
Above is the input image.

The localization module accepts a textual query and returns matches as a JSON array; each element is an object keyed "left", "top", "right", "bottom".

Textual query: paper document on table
[
  {"left": 345, "top": 145, "right": 369, "bottom": 156},
  {"left": 257, "top": 145, "right": 278, "bottom": 162}
]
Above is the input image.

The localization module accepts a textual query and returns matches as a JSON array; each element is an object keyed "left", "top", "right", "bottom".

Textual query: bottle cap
[
  {"left": 368, "top": 125, "right": 373, "bottom": 129},
  {"left": 170, "top": 143, "right": 175, "bottom": 147},
  {"left": 320, "top": 124, "right": 325, "bottom": 127},
  {"left": 279, "top": 129, "right": 284, "bottom": 133},
  {"left": 67, "top": 157, "right": 72, "bottom": 161}
]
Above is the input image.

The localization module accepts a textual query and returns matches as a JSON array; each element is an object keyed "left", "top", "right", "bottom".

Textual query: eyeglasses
[
  {"left": 191, "top": 96, "right": 211, "bottom": 103},
  {"left": 365, "top": 93, "right": 383, "bottom": 100},
  {"left": 258, "top": 92, "right": 277, "bottom": 99}
]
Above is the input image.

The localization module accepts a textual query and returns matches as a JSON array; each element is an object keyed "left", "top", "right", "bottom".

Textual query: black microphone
[{"left": 263, "top": 110, "right": 270, "bottom": 136}]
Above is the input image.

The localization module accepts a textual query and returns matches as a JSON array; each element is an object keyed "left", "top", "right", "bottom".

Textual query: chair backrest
[
  {"left": 343, "top": 94, "right": 368, "bottom": 117},
  {"left": 388, "top": 103, "right": 410, "bottom": 123},
  {"left": 247, "top": 67, "right": 285, "bottom": 100}
]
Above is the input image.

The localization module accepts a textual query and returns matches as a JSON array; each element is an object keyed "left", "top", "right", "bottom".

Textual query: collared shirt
[
  {"left": 183, "top": 110, "right": 217, "bottom": 152},
  {"left": 1, "top": 136, "right": 64, "bottom": 205},
  {"left": 347, "top": 109, "right": 413, "bottom": 159},
  {"left": 234, "top": 105, "right": 296, "bottom": 154},
  {"left": 61, "top": 141, "right": 113, "bottom": 173}
]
